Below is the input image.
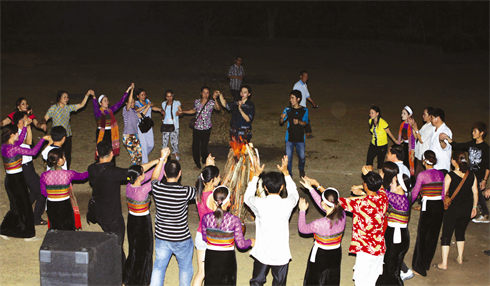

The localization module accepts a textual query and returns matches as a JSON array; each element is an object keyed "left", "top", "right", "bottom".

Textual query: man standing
[
  {"left": 280, "top": 90, "right": 308, "bottom": 178},
  {"left": 150, "top": 156, "right": 196, "bottom": 286},
  {"left": 428, "top": 108, "right": 452, "bottom": 175},
  {"left": 444, "top": 121, "right": 489, "bottom": 223},
  {"left": 292, "top": 70, "right": 318, "bottom": 136},
  {"left": 227, "top": 55, "right": 245, "bottom": 102}
]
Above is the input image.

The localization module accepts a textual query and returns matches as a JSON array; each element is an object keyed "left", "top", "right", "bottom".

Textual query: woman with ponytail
[
  {"left": 40, "top": 148, "right": 88, "bottom": 231},
  {"left": 434, "top": 150, "right": 478, "bottom": 270},
  {"left": 123, "top": 148, "right": 170, "bottom": 286},
  {"left": 410, "top": 150, "right": 445, "bottom": 276},
  {"left": 201, "top": 186, "right": 255, "bottom": 286},
  {"left": 298, "top": 177, "right": 346, "bottom": 286},
  {"left": 192, "top": 154, "right": 220, "bottom": 286}
]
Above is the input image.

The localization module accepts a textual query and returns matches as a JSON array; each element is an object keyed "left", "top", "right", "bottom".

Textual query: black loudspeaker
[{"left": 39, "top": 229, "right": 122, "bottom": 286}]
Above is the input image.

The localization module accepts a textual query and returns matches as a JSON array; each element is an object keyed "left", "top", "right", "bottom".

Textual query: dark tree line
[{"left": 2, "top": 1, "right": 488, "bottom": 51}]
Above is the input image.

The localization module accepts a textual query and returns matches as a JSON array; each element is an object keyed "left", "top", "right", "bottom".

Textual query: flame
[{"left": 230, "top": 136, "right": 247, "bottom": 157}]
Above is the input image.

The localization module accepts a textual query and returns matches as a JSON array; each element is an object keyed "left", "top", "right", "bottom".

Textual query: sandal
[
  {"left": 36, "top": 219, "right": 48, "bottom": 226},
  {"left": 412, "top": 205, "right": 421, "bottom": 211},
  {"left": 432, "top": 263, "right": 446, "bottom": 271}
]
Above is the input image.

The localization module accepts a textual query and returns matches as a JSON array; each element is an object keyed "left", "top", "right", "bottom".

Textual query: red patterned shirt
[{"left": 339, "top": 189, "right": 388, "bottom": 256}]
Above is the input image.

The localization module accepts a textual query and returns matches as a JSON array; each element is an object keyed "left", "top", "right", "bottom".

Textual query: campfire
[{"left": 222, "top": 137, "right": 263, "bottom": 222}]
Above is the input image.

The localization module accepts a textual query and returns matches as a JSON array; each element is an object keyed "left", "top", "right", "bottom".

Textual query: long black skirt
[
  {"left": 0, "top": 173, "right": 35, "bottom": 238},
  {"left": 376, "top": 227, "right": 410, "bottom": 286},
  {"left": 411, "top": 200, "right": 444, "bottom": 276},
  {"left": 304, "top": 246, "right": 342, "bottom": 286},
  {"left": 47, "top": 199, "right": 75, "bottom": 231},
  {"left": 123, "top": 214, "right": 153, "bottom": 286},
  {"left": 204, "top": 249, "right": 237, "bottom": 286}
]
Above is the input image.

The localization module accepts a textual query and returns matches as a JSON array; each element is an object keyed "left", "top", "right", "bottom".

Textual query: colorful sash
[
  {"left": 96, "top": 108, "right": 120, "bottom": 158},
  {"left": 398, "top": 122, "right": 416, "bottom": 176}
]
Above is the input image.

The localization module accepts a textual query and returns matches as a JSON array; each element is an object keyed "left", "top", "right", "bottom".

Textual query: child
[
  {"left": 244, "top": 155, "right": 299, "bottom": 286},
  {"left": 201, "top": 186, "right": 254, "bottom": 285}
]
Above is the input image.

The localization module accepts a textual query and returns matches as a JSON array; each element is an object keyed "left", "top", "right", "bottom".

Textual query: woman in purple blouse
[
  {"left": 1, "top": 122, "right": 51, "bottom": 240},
  {"left": 298, "top": 177, "right": 346, "bottom": 286},
  {"left": 180, "top": 86, "right": 221, "bottom": 170}
]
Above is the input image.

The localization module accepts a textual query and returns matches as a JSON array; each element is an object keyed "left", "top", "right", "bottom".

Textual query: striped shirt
[
  {"left": 151, "top": 181, "right": 196, "bottom": 242},
  {"left": 45, "top": 104, "right": 77, "bottom": 137},
  {"left": 228, "top": 64, "right": 245, "bottom": 90}
]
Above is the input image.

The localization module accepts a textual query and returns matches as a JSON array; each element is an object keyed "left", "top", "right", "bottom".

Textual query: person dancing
[
  {"left": 366, "top": 106, "right": 397, "bottom": 173},
  {"left": 0, "top": 121, "right": 51, "bottom": 240},
  {"left": 397, "top": 106, "right": 416, "bottom": 177},
  {"left": 410, "top": 151, "right": 445, "bottom": 276},
  {"left": 40, "top": 148, "right": 88, "bottom": 231},
  {"left": 298, "top": 177, "right": 346, "bottom": 286},
  {"left": 201, "top": 186, "right": 254, "bottom": 285},
  {"left": 433, "top": 150, "right": 478, "bottom": 270},
  {"left": 93, "top": 84, "right": 131, "bottom": 164},
  {"left": 218, "top": 85, "right": 255, "bottom": 142},
  {"left": 122, "top": 83, "right": 143, "bottom": 165},
  {"left": 123, "top": 148, "right": 169, "bottom": 286}
]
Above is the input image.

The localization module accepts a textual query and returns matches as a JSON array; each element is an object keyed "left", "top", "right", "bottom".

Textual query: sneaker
[
  {"left": 299, "top": 169, "right": 306, "bottom": 178},
  {"left": 400, "top": 269, "right": 414, "bottom": 281},
  {"left": 472, "top": 215, "right": 490, "bottom": 223}
]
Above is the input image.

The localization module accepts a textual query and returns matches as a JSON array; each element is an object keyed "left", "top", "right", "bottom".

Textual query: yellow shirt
[{"left": 369, "top": 118, "right": 389, "bottom": 146}]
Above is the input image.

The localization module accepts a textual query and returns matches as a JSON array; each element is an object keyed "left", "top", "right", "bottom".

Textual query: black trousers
[
  {"left": 192, "top": 128, "right": 211, "bottom": 168},
  {"left": 366, "top": 143, "right": 388, "bottom": 170},
  {"left": 123, "top": 214, "right": 153, "bottom": 286},
  {"left": 477, "top": 179, "right": 489, "bottom": 216},
  {"left": 412, "top": 200, "right": 444, "bottom": 276},
  {"left": 1, "top": 173, "right": 35, "bottom": 238},
  {"left": 230, "top": 88, "right": 241, "bottom": 102},
  {"left": 62, "top": 136, "right": 72, "bottom": 170},
  {"left": 47, "top": 199, "right": 75, "bottom": 231},
  {"left": 250, "top": 259, "right": 289, "bottom": 286},
  {"left": 22, "top": 161, "right": 46, "bottom": 224},
  {"left": 441, "top": 203, "right": 472, "bottom": 245},
  {"left": 98, "top": 215, "right": 126, "bottom": 275},
  {"left": 376, "top": 226, "right": 410, "bottom": 286}
]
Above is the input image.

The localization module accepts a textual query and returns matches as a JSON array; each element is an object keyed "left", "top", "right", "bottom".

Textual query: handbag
[
  {"left": 161, "top": 101, "right": 176, "bottom": 133},
  {"left": 189, "top": 99, "right": 210, "bottom": 129},
  {"left": 443, "top": 171, "right": 469, "bottom": 210},
  {"left": 139, "top": 116, "right": 154, "bottom": 133}
]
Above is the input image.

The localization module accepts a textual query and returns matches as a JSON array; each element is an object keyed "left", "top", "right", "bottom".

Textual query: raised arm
[
  {"left": 212, "top": 91, "right": 221, "bottom": 111},
  {"left": 92, "top": 95, "right": 101, "bottom": 118},
  {"left": 218, "top": 92, "right": 228, "bottom": 109},
  {"left": 151, "top": 148, "right": 171, "bottom": 181},
  {"left": 126, "top": 83, "right": 135, "bottom": 111},
  {"left": 277, "top": 155, "right": 299, "bottom": 205},
  {"left": 110, "top": 91, "right": 130, "bottom": 113},
  {"left": 76, "top": 90, "right": 95, "bottom": 110}
]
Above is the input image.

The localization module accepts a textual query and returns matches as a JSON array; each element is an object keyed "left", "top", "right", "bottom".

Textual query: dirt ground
[{"left": 1, "top": 35, "right": 489, "bottom": 285}]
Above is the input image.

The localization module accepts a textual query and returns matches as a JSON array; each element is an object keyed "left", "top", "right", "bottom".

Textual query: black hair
[
  {"left": 134, "top": 88, "right": 146, "bottom": 101},
  {"left": 164, "top": 159, "right": 181, "bottom": 179},
  {"left": 235, "top": 55, "right": 242, "bottom": 60},
  {"left": 369, "top": 106, "right": 382, "bottom": 130},
  {"left": 1, "top": 124, "right": 18, "bottom": 144},
  {"left": 430, "top": 108, "right": 445, "bottom": 122},
  {"left": 240, "top": 85, "right": 252, "bottom": 97},
  {"left": 12, "top": 111, "right": 28, "bottom": 126},
  {"left": 50, "top": 126, "right": 67, "bottom": 142},
  {"left": 212, "top": 186, "right": 229, "bottom": 228},
  {"left": 96, "top": 141, "right": 112, "bottom": 158},
  {"left": 165, "top": 89, "right": 174, "bottom": 97},
  {"left": 47, "top": 148, "right": 64, "bottom": 170},
  {"left": 424, "top": 107, "right": 434, "bottom": 116},
  {"left": 389, "top": 144, "right": 404, "bottom": 161},
  {"left": 299, "top": 70, "right": 308, "bottom": 76},
  {"left": 361, "top": 171, "right": 383, "bottom": 193},
  {"left": 395, "top": 174, "right": 412, "bottom": 195},
  {"left": 57, "top": 90, "right": 68, "bottom": 103},
  {"left": 382, "top": 161, "right": 399, "bottom": 190},
  {"left": 262, "top": 171, "right": 285, "bottom": 194},
  {"left": 423, "top": 150, "right": 437, "bottom": 166},
  {"left": 200, "top": 86, "right": 210, "bottom": 97},
  {"left": 128, "top": 165, "right": 144, "bottom": 184},
  {"left": 322, "top": 188, "right": 345, "bottom": 227},
  {"left": 290, "top": 90, "right": 302, "bottom": 103},
  {"left": 15, "top": 97, "right": 27, "bottom": 111},
  {"left": 452, "top": 150, "right": 469, "bottom": 173},
  {"left": 472, "top": 121, "right": 487, "bottom": 139},
  {"left": 196, "top": 166, "right": 220, "bottom": 203}
]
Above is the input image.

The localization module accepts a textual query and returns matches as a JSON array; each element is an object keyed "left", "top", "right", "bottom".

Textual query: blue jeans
[
  {"left": 150, "top": 237, "right": 194, "bottom": 286},
  {"left": 285, "top": 141, "right": 305, "bottom": 176}
]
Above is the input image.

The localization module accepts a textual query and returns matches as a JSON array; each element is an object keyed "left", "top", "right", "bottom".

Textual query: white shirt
[
  {"left": 17, "top": 129, "right": 32, "bottom": 164},
  {"left": 415, "top": 123, "right": 435, "bottom": 160},
  {"left": 395, "top": 161, "right": 411, "bottom": 179},
  {"left": 430, "top": 123, "right": 452, "bottom": 172},
  {"left": 42, "top": 145, "right": 67, "bottom": 170},
  {"left": 162, "top": 100, "right": 181, "bottom": 129},
  {"left": 293, "top": 80, "right": 310, "bottom": 108},
  {"left": 244, "top": 175, "right": 299, "bottom": 266}
]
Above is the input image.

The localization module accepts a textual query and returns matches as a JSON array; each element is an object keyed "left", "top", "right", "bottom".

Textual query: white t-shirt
[
  {"left": 17, "top": 129, "right": 32, "bottom": 164},
  {"left": 293, "top": 80, "right": 310, "bottom": 108},
  {"left": 430, "top": 123, "right": 452, "bottom": 172},
  {"left": 415, "top": 123, "right": 435, "bottom": 160},
  {"left": 42, "top": 145, "right": 67, "bottom": 170},
  {"left": 162, "top": 100, "right": 181, "bottom": 129}
]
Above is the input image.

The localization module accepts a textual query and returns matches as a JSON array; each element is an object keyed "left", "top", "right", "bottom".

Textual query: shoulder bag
[
  {"left": 189, "top": 99, "right": 210, "bottom": 129},
  {"left": 138, "top": 101, "right": 155, "bottom": 133},
  {"left": 161, "top": 101, "right": 175, "bottom": 133},
  {"left": 443, "top": 171, "right": 469, "bottom": 210}
]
